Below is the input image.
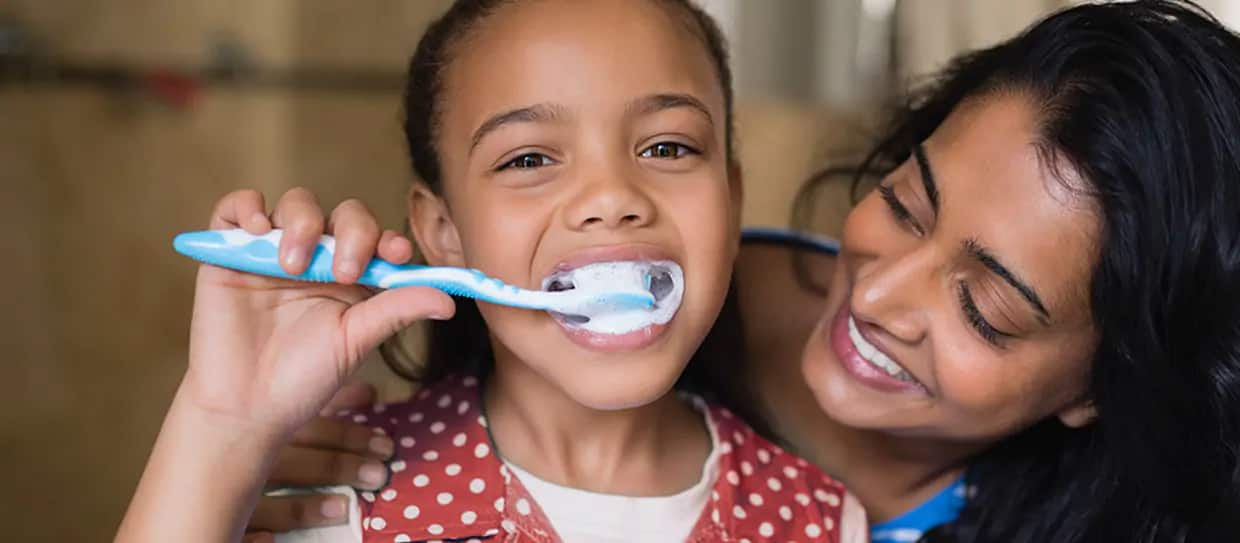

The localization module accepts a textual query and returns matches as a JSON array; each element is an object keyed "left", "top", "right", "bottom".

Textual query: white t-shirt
[{"left": 503, "top": 440, "right": 720, "bottom": 543}]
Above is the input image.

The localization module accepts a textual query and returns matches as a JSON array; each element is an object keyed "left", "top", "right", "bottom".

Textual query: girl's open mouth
[{"left": 541, "top": 259, "right": 684, "bottom": 352}]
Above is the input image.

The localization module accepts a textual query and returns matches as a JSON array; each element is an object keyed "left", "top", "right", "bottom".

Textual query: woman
[{"left": 247, "top": 1, "right": 1240, "bottom": 541}]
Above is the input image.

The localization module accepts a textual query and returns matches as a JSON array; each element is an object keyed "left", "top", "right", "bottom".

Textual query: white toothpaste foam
[{"left": 548, "top": 260, "right": 684, "bottom": 335}]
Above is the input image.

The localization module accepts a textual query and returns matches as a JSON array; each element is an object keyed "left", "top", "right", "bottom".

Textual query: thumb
[
  {"left": 339, "top": 286, "right": 455, "bottom": 368},
  {"left": 320, "top": 381, "right": 378, "bottom": 415}
]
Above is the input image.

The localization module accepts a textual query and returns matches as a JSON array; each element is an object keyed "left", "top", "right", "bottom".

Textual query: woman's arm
[
  {"left": 734, "top": 241, "right": 838, "bottom": 448},
  {"left": 735, "top": 241, "right": 835, "bottom": 372}
]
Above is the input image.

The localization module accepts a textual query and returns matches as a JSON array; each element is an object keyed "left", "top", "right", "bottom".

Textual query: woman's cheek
[{"left": 932, "top": 349, "right": 1058, "bottom": 437}]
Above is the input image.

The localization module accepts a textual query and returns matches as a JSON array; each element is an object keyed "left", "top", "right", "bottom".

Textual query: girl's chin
[{"left": 550, "top": 360, "right": 685, "bottom": 411}]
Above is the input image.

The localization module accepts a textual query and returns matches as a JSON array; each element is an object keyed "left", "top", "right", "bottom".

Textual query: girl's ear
[
  {"left": 407, "top": 183, "right": 466, "bottom": 267},
  {"left": 1056, "top": 397, "right": 1098, "bottom": 428}
]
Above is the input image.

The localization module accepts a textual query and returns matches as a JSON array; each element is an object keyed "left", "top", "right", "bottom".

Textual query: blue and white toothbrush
[{"left": 173, "top": 229, "right": 655, "bottom": 318}]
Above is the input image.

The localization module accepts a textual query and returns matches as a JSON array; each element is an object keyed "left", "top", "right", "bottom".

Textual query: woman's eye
[
  {"left": 956, "top": 281, "right": 1014, "bottom": 348},
  {"left": 878, "top": 184, "right": 926, "bottom": 237},
  {"left": 499, "top": 153, "right": 554, "bottom": 171},
  {"left": 640, "top": 142, "right": 699, "bottom": 159}
]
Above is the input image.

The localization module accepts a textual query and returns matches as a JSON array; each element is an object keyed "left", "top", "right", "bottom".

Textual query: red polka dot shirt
[{"left": 343, "top": 375, "right": 865, "bottom": 542}]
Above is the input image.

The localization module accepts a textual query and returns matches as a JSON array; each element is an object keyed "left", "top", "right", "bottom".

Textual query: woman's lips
[{"left": 827, "top": 302, "right": 926, "bottom": 394}]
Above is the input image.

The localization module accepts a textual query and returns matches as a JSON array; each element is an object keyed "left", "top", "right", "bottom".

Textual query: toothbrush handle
[
  {"left": 172, "top": 229, "right": 430, "bottom": 289},
  {"left": 173, "top": 229, "right": 655, "bottom": 315},
  {"left": 298, "top": 245, "right": 430, "bottom": 289}
]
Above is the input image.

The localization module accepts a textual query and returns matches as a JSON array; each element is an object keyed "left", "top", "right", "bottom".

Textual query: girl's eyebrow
[
  {"left": 470, "top": 102, "right": 567, "bottom": 152},
  {"left": 625, "top": 93, "right": 714, "bottom": 126}
]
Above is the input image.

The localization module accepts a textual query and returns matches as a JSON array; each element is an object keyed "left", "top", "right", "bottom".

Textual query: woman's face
[{"left": 802, "top": 93, "right": 1102, "bottom": 442}]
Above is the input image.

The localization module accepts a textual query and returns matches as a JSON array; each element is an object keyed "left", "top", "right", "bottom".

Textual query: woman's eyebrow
[
  {"left": 964, "top": 238, "right": 1051, "bottom": 325},
  {"left": 470, "top": 102, "right": 567, "bottom": 153},
  {"left": 912, "top": 144, "right": 941, "bottom": 213},
  {"left": 625, "top": 93, "right": 714, "bottom": 127}
]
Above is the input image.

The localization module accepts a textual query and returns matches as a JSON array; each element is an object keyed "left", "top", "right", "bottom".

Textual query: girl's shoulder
[
  {"left": 692, "top": 397, "right": 867, "bottom": 542},
  {"left": 336, "top": 375, "right": 514, "bottom": 541},
  {"left": 337, "top": 375, "right": 486, "bottom": 446}
]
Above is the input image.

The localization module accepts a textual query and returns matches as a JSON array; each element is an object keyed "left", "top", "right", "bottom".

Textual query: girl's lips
[
  {"left": 553, "top": 319, "right": 669, "bottom": 352},
  {"left": 550, "top": 243, "right": 674, "bottom": 274},
  {"left": 827, "top": 302, "right": 927, "bottom": 394},
  {"left": 539, "top": 243, "right": 681, "bottom": 352}
]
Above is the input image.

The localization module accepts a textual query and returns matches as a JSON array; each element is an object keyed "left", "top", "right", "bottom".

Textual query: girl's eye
[
  {"left": 640, "top": 142, "right": 699, "bottom": 159},
  {"left": 878, "top": 184, "right": 926, "bottom": 236},
  {"left": 498, "top": 153, "right": 554, "bottom": 171}
]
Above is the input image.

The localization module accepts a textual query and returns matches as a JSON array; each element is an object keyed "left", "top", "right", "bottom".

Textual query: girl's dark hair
[
  {"left": 381, "top": 0, "right": 770, "bottom": 434},
  {"left": 797, "top": 1, "right": 1240, "bottom": 541}
]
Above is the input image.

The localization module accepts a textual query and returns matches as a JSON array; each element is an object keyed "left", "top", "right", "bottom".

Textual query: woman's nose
[
  {"left": 849, "top": 246, "right": 936, "bottom": 344},
  {"left": 561, "top": 167, "right": 657, "bottom": 231}
]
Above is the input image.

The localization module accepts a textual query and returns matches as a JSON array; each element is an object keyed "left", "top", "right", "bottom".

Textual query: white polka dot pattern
[{"left": 341, "top": 376, "right": 852, "bottom": 542}]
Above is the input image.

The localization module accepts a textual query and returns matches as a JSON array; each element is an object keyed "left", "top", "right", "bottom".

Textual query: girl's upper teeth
[{"left": 848, "top": 315, "right": 910, "bottom": 380}]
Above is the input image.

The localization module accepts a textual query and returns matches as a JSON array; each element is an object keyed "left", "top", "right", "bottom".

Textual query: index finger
[{"left": 208, "top": 189, "right": 272, "bottom": 232}]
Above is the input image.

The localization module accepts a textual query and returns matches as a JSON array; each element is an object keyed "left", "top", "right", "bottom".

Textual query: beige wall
[{"left": 1, "top": 2, "right": 451, "bottom": 540}]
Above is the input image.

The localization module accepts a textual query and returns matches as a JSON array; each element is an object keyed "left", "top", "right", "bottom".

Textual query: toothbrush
[{"left": 173, "top": 229, "right": 655, "bottom": 318}]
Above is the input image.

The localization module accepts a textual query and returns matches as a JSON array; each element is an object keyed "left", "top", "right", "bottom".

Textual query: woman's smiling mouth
[{"left": 828, "top": 302, "right": 928, "bottom": 394}]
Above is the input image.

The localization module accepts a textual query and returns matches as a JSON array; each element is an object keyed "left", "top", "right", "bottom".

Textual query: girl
[{"left": 116, "top": 1, "right": 866, "bottom": 542}]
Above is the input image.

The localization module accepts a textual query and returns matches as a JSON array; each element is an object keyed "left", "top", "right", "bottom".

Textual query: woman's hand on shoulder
[{"left": 245, "top": 382, "right": 393, "bottom": 537}]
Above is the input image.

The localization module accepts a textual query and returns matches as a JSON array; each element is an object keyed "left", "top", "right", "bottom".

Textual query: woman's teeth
[{"left": 847, "top": 315, "right": 916, "bottom": 382}]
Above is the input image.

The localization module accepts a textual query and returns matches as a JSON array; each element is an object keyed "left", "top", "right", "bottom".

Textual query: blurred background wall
[{"left": 3, "top": 1, "right": 1238, "bottom": 540}]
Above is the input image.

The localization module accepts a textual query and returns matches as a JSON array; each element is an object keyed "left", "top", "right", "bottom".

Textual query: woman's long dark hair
[
  {"left": 379, "top": 0, "right": 773, "bottom": 436},
  {"left": 797, "top": 1, "right": 1240, "bottom": 541}
]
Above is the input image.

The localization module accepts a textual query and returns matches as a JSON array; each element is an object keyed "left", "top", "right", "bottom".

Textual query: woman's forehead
[{"left": 924, "top": 94, "right": 1100, "bottom": 323}]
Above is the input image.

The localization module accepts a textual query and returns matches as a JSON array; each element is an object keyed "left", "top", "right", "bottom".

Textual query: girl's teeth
[{"left": 848, "top": 315, "right": 912, "bottom": 381}]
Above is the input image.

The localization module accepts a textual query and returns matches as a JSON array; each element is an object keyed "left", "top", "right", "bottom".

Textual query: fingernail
[
  {"left": 284, "top": 247, "right": 305, "bottom": 269},
  {"left": 338, "top": 260, "right": 359, "bottom": 280},
  {"left": 369, "top": 435, "right": 394, "bottom": 458},
  {"left": 320, "top": 497, "right": 347, "bottom": 519},
  {"left": 249, "top": 213, "right": 268, "bottom": 228},
  {"left": 359, "top": 462, "right": 388, "bottom": 487}
]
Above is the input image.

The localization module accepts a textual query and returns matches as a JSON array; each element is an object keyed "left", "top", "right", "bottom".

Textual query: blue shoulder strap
[
  {"left": 740, "top": 226, "right": 841, "bottom": 255},
  {"left": 870, "top": 478, "right": 968, "bottom": 543}
]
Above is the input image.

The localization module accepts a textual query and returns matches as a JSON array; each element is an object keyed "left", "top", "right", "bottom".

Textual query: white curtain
[{"left": 699, "top": 0, "right": 1240, "bottom": 110}]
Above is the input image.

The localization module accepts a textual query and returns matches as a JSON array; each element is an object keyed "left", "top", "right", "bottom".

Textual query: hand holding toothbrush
[
  {"left": 117, "top": 189, "right": 454, "bottom": 543},
  {"left": 180, "top": 188, "right": 456, "bottom": 433}
]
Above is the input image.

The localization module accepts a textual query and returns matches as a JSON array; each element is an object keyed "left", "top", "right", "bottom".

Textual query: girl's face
[
  {"left": 802, "top": 94, "right": 1102, "bottom": 443},
  {"left": 412, "top": 0, "right": 739, "bottom": 409}
]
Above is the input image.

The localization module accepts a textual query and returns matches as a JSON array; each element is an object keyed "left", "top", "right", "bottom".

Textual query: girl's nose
[{"left": 562, "top": 169, "right": 657, "bottom": 231}]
